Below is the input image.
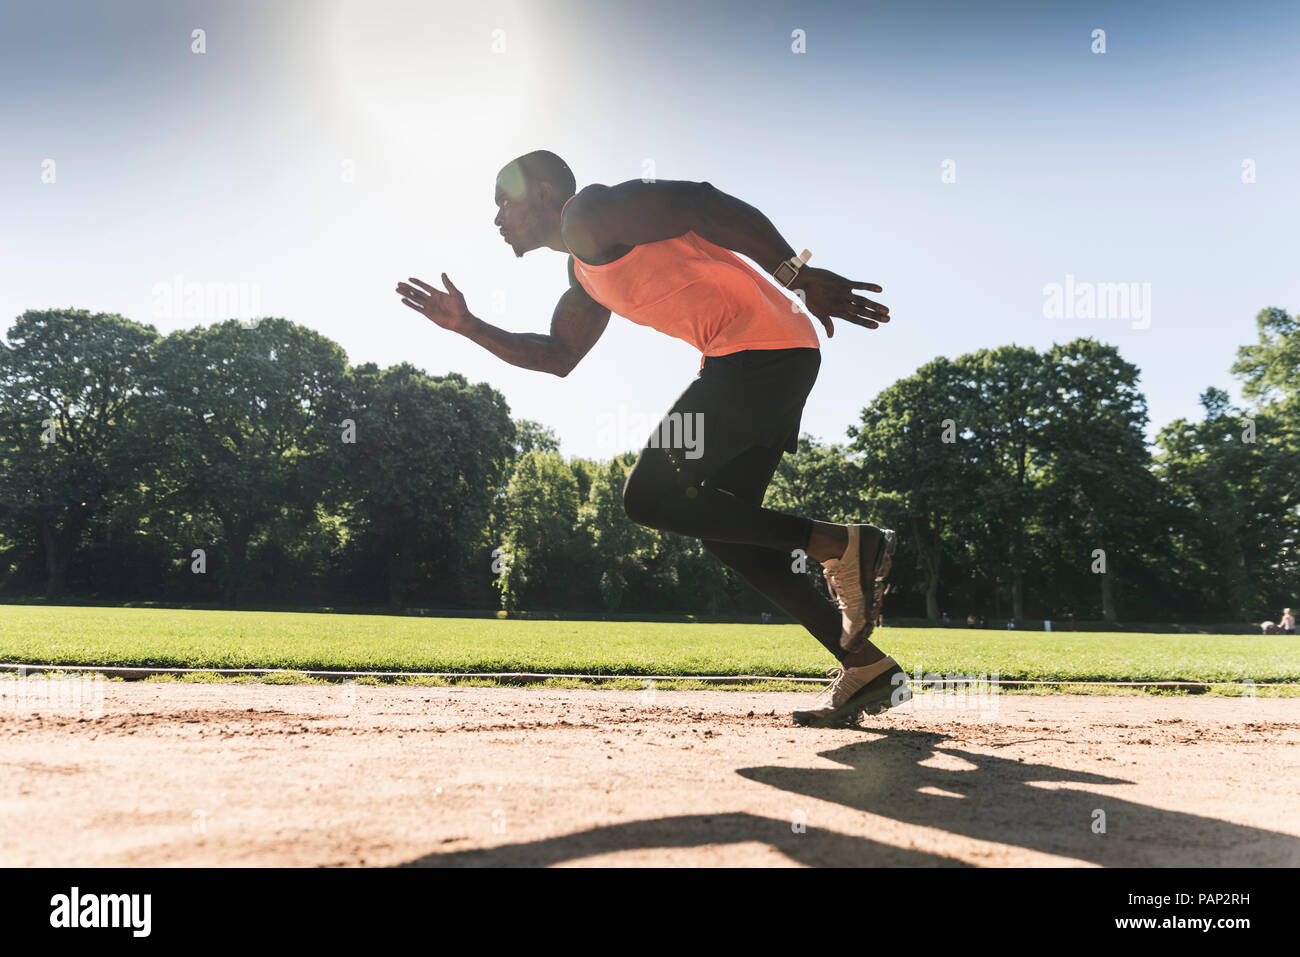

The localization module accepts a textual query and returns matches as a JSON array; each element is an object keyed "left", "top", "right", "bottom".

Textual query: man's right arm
[
  {"left": 460, "top": 278, "right": 610, "bottom": 376},
  {"left": 399, "top": 258, "right": 610, "bottom": 377}
]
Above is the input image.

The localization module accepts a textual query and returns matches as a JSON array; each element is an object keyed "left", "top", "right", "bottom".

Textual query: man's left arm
[
  {"left": 693, "top": 186, "right": 892, "bottom": 334},
  {"left": 692, "top": 185, "right": 797, "bottom": 275},
  {"left": 570, "top": 180, "right": 891, "bottom": 334}
]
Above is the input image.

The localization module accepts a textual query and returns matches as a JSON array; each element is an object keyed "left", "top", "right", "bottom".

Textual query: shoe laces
[
  {"left": 822, "top": 666, "right": 853, "bottom": 706},
  {"left": 822, "top": 561, "right": 862, "bottom": 613}
]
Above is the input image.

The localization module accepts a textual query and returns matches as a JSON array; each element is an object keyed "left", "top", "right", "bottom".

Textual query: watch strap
[{"left": 773, "top": 249, "right": 812, "bottom": 287}]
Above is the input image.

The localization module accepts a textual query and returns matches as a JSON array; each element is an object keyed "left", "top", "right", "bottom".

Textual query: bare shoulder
[
  {"left": 560, "top": 185, "right": 611, "bottom": 260},
  {"left": 564, "top": 183, "right": 610, "bottom": 215},
  {"left": 572, "top": 179, "right": 709, "bottom": 213},
  {"left": 563, "top": 179, "right": 713, "bottom": 258}
]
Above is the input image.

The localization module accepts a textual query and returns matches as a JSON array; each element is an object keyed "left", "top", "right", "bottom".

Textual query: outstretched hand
[
  {"left": 396, "top": 274, "right": 474, "bottom": 333},
  {"left": 789, "top": 266, "right": 890, "bottom": 338}
]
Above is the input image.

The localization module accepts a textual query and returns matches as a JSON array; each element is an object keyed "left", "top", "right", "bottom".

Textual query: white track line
[{"left": 0, "top": 662, "right": 1287, "bottom": 688}]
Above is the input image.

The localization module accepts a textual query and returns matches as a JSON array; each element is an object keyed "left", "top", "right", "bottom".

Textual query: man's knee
[
  {"left": 622, "top": 467, "right": 662, "bottom": 528},
  {"left": 624, "top": 445, "right": 708, "bottom": 529}
]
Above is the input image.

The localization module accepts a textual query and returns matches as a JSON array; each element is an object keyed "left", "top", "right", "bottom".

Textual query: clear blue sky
[{"left": 3, "top": 0, "right": 1297, "bottom": 460}]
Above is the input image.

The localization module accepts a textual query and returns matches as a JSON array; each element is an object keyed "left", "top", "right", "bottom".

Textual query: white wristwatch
[{"left": 773, "top": 249, "right": 812, "bottom": 287}]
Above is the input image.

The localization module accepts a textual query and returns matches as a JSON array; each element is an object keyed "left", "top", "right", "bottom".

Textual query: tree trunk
[
  {"left": 1100, "top": 569, "right": 1115, "bottom": 623},
  {"left": 1097, "top": 530, "right": 1116, "bottom": 623},
  {"left": 1222, "top": 531, "right": 1252, "bottom": 621},
  {"left": 222, "top": 518, "right": 252, "bottom": 608},
  {"left": 387, "top": 551, "right": 406, "bottom": 612},
  {"left": 1011, "top": 441, "right": 1027, "bottom": 622},
  {"left": 41, "top": 512, "right": 71, "bottom": 601},
  {"left": 910, "top": 515, "right": 942, "bottom": 622}
]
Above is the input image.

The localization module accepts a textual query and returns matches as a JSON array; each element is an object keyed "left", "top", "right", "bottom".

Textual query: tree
[
  {"left": 568, "top": 456, "right": 601, "bottom": 505},
  {"left": 578, "top": 453, "right": 657, "bottom": 611},
  {"left": 767, "top": 434, "right": 869, "bottom": 524},
  {"left": 1155, "top": 393, "right": 1294, "bottom": 619},
  {"left": 1036, "top": 339, "right": 1163, "bottom": 623},
  {"left": 494, "top": 450, "right": 581, "bottom": 610},
  {"left": 955, "top": 346, "right": 1051, "bottom": 621},
  {"left": 338, "top": 363, "right": 515, "bottom": 610},
  {"left": 0, "top": 309, "right": 159, "bottom": 599},
  {"left": 850, "top": 357, "right": 985, "bottom": 620},
  {"left": 1154, "top": 307, "right": 1300, "bottom": 620},
  {"left": 513, "top": 419, "right": 560, "bottom": 455},
  {"left": 1231, "top": 307, "right": 1300, "bottom": 405},
  {"left": 138, "top": 318, "right": 350, "bottom": 605},
  {"left": 1232, "top": 306, "right": 1300, "bottom": 600}
]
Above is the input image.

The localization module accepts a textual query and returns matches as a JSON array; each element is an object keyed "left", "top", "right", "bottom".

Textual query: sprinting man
[{"left": 396, "top": 150, "right": 905, "bottom": 727}]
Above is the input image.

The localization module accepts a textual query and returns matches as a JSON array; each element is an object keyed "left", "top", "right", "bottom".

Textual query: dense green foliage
[{"left": 1, "top": 307, "right": 1295, "bottom": 623}]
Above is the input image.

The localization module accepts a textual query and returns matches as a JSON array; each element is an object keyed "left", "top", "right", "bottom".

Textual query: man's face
[{"left": 494, "top": 165, "right": 543, "bottom": 258}]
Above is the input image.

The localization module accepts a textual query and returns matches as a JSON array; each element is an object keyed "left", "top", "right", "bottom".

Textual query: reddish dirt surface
[{"left": 1, "top": 680, "right": 1297, "bottom": 867}]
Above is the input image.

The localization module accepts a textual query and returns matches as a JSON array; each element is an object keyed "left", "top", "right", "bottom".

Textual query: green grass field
[{"left": 2, "top": 605, "right": 1297, "bottom": 689}]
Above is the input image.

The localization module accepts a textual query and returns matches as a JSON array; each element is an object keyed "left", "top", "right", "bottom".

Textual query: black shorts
[{"left": 650, "top": 346, "right": 821, "bottom": 485}]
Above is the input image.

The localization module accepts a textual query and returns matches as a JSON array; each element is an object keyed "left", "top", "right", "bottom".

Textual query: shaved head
[{"left": 496, "top": 149, "right": 575, "bottom": 212}]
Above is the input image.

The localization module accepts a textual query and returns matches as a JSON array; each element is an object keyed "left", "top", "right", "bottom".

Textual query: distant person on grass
[
  {"left": 395, "top": 150, "right": 903, "bottom": 727},
  {"left": 1261, "top": 609, "right": 1293, "bottom": 635}
]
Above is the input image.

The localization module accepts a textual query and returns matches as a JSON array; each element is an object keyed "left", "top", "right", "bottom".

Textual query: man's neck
[{"left": 542, "top": 192, "right": 578, "bottom": 253}]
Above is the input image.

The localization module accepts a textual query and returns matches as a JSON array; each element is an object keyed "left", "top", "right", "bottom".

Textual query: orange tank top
[{"left": 561, "top": 194, "right": 820, "bottom": 364}]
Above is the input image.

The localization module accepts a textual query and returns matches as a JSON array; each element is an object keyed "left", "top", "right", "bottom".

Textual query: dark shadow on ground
[
  {"left": 399, "top": 811, "right": 966, "bottom": 867},
  {"left": 398, "top": 726, "right": 1298, "bottom": 867},
  {"left": 738, "top": 727, "right": 1300, "bottom": 866}
]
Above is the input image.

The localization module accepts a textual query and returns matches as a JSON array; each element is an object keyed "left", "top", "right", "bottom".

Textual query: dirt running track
[{"left": 2, "top": 681, "right": 1298, "bottom": 867}]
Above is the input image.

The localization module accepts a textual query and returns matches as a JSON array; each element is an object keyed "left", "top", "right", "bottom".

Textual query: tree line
[{"left": 1, "top": 307, "right": 1296, "bottom": 623}]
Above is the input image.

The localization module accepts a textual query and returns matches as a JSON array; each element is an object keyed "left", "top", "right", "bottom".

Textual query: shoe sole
[
  {"left": 840, "top": 527, "right": 897, "bottom": 653},
  {"left": 792, "top": 661, "right": 911, "bottom": 728}
]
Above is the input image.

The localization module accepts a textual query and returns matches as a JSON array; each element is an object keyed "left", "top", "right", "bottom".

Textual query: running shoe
[
  {"left": 821, "top": 524, "right": 897, "bottom": 653},
  {"left": 792, "top": 656, "right": 911, "bottom": 728}
]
